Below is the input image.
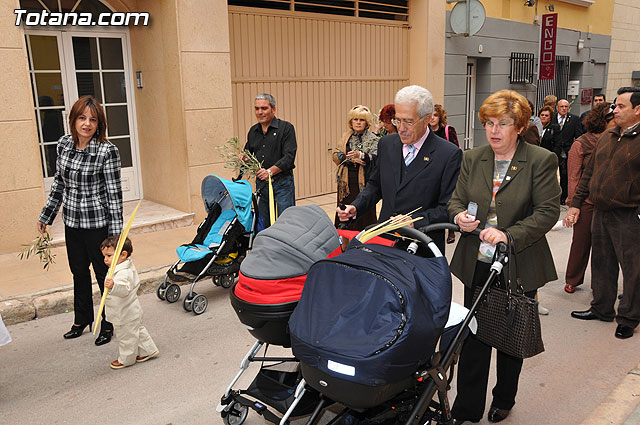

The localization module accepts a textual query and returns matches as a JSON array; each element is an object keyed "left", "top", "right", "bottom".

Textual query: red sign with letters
[{"left": 539, "top": 13, "right": 558, "bottom": 80}]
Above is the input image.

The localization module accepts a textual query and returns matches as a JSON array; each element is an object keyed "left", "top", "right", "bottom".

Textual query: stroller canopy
[
  {"left": 201, "top": 175, "right": 253, "bottom": 232},
  {"left": 289, "top": 239, "right": 452, "bottom": 387},
  {"left": 240, "top": 204, "right": 340, "bottom": 280}
]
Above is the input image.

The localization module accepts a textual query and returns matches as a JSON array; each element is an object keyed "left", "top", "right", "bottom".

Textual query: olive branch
[
  {"left": 215, "top": 136, "right": 263, "bottom": 179},
  {"left": 19, "top": 231, "right": 56, "bottom": 271}
]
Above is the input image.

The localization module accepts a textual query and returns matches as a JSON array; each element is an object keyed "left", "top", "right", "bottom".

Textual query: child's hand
[{"left": 105, "top": 278, "right": 114, "bottom": 289}]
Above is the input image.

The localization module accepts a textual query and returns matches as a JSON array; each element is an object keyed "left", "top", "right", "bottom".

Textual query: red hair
[{"left": 378, "top": 104, "right": 396, "bottom": 123}]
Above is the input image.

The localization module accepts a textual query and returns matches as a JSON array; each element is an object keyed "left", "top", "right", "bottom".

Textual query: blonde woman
[{"left": 333, "top": 105, "right": 379, "bottom": 230}]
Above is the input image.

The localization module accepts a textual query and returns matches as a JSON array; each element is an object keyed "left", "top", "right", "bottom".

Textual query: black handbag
[{"left": 472, "top": 231, "right": 544, "bottom": 359}]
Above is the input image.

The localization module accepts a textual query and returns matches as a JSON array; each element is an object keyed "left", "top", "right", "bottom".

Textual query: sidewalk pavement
[{"left": 1, "top": 194, "right": 638, "bottom": 423}]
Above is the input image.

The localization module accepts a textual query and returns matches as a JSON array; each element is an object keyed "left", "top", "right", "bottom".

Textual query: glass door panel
[
  {"left": 26, "top": 29, "right": 140, "bottom": 200},
  {"left": 26, "top": 33, "right": 68, "bottom": 180},
  {"left": 64, "top": 33, "right": 139, "bottom": 200}
]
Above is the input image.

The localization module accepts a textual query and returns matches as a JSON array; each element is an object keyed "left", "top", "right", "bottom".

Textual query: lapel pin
[
  {"left": 424, "top": 156, "right": 430, "bottom": 162},
  {"left": 511, "top": 166, "right": 518, "bottom": 171},
  {"left": 506, "top": 176, "right": 512, "bottom": 181},
  {"left": 273, "top": 132, "right": 277, "bottom": 136}
]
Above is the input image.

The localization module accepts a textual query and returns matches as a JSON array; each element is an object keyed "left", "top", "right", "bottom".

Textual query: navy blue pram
[{"left": 289, "top": 238, "right": 452, "bottom": 408}]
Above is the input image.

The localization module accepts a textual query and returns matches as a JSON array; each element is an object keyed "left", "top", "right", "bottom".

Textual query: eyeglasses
[
  {"left": 391, "top": 117, "right": 422, "bottom": 128},
  {"left": 483, "top": 120, "right": 515, "bottom": 130}
]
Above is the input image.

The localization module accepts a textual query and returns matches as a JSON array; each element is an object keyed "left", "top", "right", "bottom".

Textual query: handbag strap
[{"left": 503, "top": 229, "right": 523, "bottom": 295}]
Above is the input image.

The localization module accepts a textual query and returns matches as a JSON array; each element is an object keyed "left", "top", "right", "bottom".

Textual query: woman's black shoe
[
  {"left": 487, "top": 406, "right": 510, "bottom": 423},
  {"left": 94, "top": 330, "right": 112, "bottom": 346},
  {"left": 63, "top": 324, "right": 89, "bottom": 339}
]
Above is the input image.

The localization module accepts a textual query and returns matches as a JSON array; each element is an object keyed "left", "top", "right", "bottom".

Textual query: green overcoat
[{"left": 447, "top": 138, "right": 561, "bottom": 292}]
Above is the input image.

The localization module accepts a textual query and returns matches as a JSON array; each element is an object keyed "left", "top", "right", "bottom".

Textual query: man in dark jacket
[
  {"left": 569, "top": 87, "right": 640, "bottom": 340},
  {"left": 555, "top": 99, "right": 583, "bottom": 204},
  {"left": 336, "top": 85, "right": 462, "bottom": 253}
]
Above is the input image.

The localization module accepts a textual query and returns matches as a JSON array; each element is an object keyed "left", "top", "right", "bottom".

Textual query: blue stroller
[{"left": 156, "top": 175, "right": 258, "bottom": 315}]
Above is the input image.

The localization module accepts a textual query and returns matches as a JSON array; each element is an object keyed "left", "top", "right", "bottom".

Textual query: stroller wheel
[
  {"left": 192, "top": 294, "right": 208, "bottom": 315},
  {"left": 212, "top": 275, "right": 221, "bottom": 286},
  {"left": 183, "top": 293, "right": 195, "bottom": 312},
  {"left": 165, "top": 284, "right": 181, "bottom": 303},
  {"left": 220, "top": 274, "right": 235, "bottom": 289},
  {"left": 156, "top": 276, "right": 169, "bottom": 300},
  {"left": 156, "top": 283, "right": 166, "bottom": 301},
  {"left": 222, "top": 401, "right": 248, "bottom": 425}
]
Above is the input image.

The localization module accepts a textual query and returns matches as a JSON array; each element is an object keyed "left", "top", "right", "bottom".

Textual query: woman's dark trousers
[
  {"left": 64, "top": 226, "right": 113, "bottom": 333},
  {"left": 451, "top": 261, "right": 536, "bottom": 422}
]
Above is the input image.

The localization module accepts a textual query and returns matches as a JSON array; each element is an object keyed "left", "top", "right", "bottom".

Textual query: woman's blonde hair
[
  {"left": 478, "top": 90, "right": 531, "bottom": 131},
  {"left": 347, "top": 105, "right": 373, "bottom": 130}
]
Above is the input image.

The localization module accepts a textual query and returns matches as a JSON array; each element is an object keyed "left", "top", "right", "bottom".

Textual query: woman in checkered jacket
[{"left": 37, "top": 95, "right": 123, "bottom": 346}]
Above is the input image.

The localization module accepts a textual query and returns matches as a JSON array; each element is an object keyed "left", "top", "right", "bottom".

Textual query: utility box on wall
[{"left": 568, "top": 80, "right": 580, "bottom": 97}]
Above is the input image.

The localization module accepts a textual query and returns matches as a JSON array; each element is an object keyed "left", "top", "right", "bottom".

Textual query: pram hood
[
  {"left": 240, "top": 205, "right": 340, "bottom": 280},
  {"left": 289, "top": 239, "right": 452, "bottom": 387},
  {"left": 201, "top": 175, "right": 253, "bottom": 232}
]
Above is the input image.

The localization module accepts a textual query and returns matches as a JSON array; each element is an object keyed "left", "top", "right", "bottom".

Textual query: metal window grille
[
  {"left": 509, "top": 52, "right": 535, "bottom": 84},
  {"left": 228, "top": 0, "right": 409, "bottom": 21},
  {"left": 535, "top": 55, "right": 570, "bottom": 112}
]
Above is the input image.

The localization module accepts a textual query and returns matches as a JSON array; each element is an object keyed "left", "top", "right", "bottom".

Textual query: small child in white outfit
[{"left": 102, "top": 236, "right": 158, "bottom": 369}]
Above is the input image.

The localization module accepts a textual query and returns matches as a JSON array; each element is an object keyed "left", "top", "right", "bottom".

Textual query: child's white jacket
[{"left": 105, "top": 259, "right": 142, "bottom": 325}]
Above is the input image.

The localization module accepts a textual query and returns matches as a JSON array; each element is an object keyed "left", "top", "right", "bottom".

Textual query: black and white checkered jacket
[{"left": 39, "top": 135, "right": 123, "bottom": 236}]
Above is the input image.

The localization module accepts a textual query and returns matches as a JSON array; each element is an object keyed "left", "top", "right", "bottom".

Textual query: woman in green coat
[{"left": 447, "top": 90, "right": 560, "bottom": 424}]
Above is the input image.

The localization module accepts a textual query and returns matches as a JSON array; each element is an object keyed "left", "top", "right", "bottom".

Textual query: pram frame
[
  {"left": 220, "top": 223, "right": 507, "bottom": 425},
  {"left": 298, "top": 224, "right": 506, "bottom": 425}
]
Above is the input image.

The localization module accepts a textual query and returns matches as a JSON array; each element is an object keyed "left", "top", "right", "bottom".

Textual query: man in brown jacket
[{"left": 568, "top": 87, "right": 640, "bottom": 340}]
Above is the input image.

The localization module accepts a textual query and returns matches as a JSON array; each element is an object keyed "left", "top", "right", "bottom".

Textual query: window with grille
[
  {"left": 228, "top": 0, "right": 409, "bottom": 21},
  {"left": 509, "top": 52, "right": 535, "bottom": 84}
]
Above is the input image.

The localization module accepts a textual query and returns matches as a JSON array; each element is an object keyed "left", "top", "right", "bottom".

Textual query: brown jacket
[{"left": 571, "top": 123, "right": 640, "bottom": 210}]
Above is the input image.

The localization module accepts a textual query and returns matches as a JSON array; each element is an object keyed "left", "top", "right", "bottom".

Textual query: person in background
[
  {"left": 333, "top": 105, "right": 380, "bottom": 230},
  {"left": 430, "top": 104, "right": 460, "bottom": 147},
  {"left": 37, "top": 95, "right": 123, "bottom": 346},
  {"left": 528, "top": 99, "right": 543, "bottom": 134},
  {"left": 376, "top": 104, "right": 397, "bottom": 136},
  {"left": 555, "top": 99, "right": 584, "bottom": 204},
  {"left": 543, "top": 94, "right": 557, "bottom": 111},
  {"left": 448, "top": 90, "right": 560, "bottom": 424},
  {"left": 244, "top": 93, "right": 297, "bottom": 228},
  {"left": 430, "top": 104, "right": 460, "bottom": 244},
  {"left": 539, "top": 106, "right": 561, "bottom": 153},
  {"left": 569, "top": 87, "right": 640, "bottom": 340},
  {"left": 580, "top": 93, "right": 606, "bottom": 123},
  {"left": 562, "top": 102, "right": 614, "bottom": 294},
  {"left": 337, "top": 85, "right": 462, "bottom": 254}
]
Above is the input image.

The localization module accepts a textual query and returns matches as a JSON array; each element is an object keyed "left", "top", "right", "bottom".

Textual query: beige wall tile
[
  {"left": 130, "top": 0, "right": 191, "bottom": 212},
  {"left": 0, "top": 48, "right": 34, "bottom": 121},
  {"left": 0, "top": 188, "right": 45, "bottom": 253},
  {"left": 185, "top": 108, "right": 234, "bottom": 167},
  {"left": 178, "top": 0, "right": 230, "bottom": 52},
  {"left": 2, "top": 0, "right": 25, "bottom": 48},
  {"left": 181, "top": 52, "right": 232, "bottom": 111},
  {"left": 0, "top": 120, "right": 42, "bottom": 192}
]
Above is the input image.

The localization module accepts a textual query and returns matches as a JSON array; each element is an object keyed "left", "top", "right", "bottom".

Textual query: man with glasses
[
  {"left": 569, "top": 87, "right": 640, "bottom": 340},
  {"left": 555, "top": 98, "right": 583, "bottom": 204},
  {"left": 336, "top": 85, "right": 462, "bottom": 253}
]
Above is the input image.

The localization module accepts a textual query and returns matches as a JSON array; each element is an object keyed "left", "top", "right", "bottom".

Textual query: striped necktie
[{"left": 404, "top": 145, "right": 416, "bottom": 166}]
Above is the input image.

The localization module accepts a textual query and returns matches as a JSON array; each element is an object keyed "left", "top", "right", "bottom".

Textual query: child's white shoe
[{"left": 136, "top": 350, "right": 159, "bottom": 363}]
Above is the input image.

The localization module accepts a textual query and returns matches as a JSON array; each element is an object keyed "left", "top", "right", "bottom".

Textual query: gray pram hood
[{"left": 240, "top": 205, "right": 340, "bottom": 279}]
